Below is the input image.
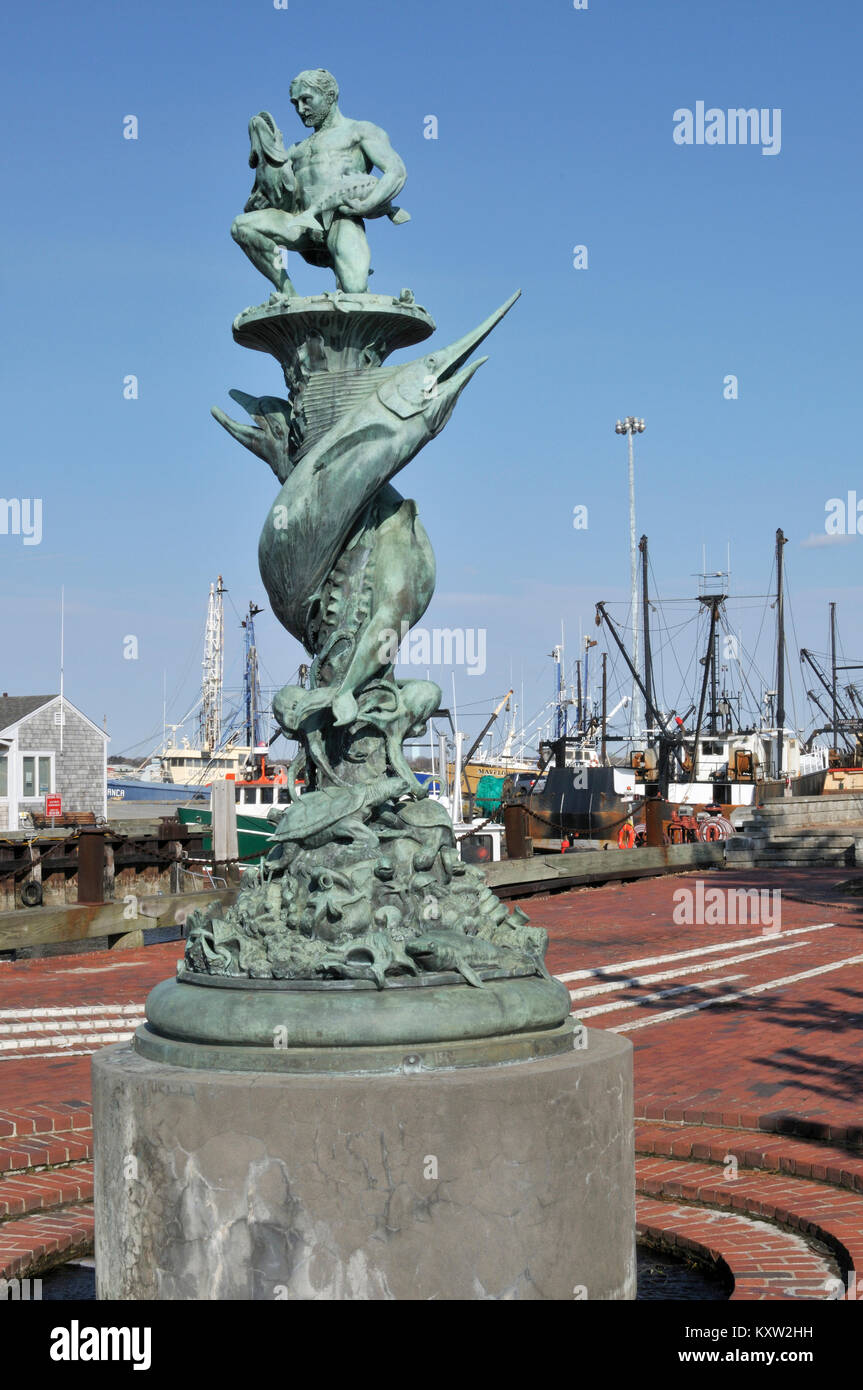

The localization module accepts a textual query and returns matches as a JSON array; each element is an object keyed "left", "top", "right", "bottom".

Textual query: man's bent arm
[{"left": 349, "top": 122, "right": 406, "bottom": 213}]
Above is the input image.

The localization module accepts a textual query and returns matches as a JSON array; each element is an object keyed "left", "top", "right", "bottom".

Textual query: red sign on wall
[{"left": 46, "top": 795, "right": 62, "bottom": 818}]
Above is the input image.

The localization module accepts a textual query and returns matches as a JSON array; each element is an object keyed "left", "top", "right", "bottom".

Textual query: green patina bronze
[
  {"left": 142, "top": 71, "right": 571, "bottom": 1060},
  {"left": 230, "top": 67, "right": 410, "bottom": 298}
]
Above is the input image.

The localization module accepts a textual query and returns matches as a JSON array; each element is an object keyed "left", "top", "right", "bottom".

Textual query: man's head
[{"left": 289, "top": 69, "right": 339, "bottom": 129}]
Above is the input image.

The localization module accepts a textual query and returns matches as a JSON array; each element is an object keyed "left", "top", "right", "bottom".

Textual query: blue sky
[{"left": 2, "top": 0, "right": 861, "bottom": 755}]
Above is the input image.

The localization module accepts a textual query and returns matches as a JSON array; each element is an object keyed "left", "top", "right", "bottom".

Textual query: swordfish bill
[{"left": 258, "top": 290, "right": 521, "bottom": 649}]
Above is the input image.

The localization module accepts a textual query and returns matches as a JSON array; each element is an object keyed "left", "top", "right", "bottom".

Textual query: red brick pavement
[
  {"left": 636, "top": 1155, "right": 863, "bottom": 1280},
  {"left": 0, "top": 1130, "right": 93, "bottom": 1176},
  {"left": 538, "top": 867, "right": 863, "bottom": 1144},
  {"left": 1, "top": 865, "right": 862, "bottom": 1297},
  {"left": 0, "top": 1163, "right": 93, "bottom": 1221},
  {"left": 0, "top": 1203, "right": 94, "bottom": 1279},
  {"left": 636, "top": 1197, "right": 839, "bottom": 1300},
  {"left": 636, "top": 1121, "right": 863, "bottom": 1191},
  {"left": 1, "top": 866, "right": 861, "bottom": 1132},
  {"left": 0, "top": 945, "right": 178, "bottom": 1108}
]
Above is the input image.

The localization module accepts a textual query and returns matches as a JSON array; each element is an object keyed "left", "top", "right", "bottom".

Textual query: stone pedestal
[{"left": 93, "top": 1029, "right": 635, "bottom": 1300}]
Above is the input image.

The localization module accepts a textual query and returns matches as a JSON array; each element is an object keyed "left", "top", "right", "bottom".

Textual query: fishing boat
[
  {"left": 177, "top": 768, "right": 295, "bottom": 863},
  {"left": 521, "top": 745, "right": 640, "bottom": 845},
  {"left": 431, "top": 729, "right": 505, "bottom": 864},
  {"left": 799, "top": 601, "right": 863, "bottom": 786},
  {"left": 506, "top": 636, "right": 639, "bottom": 844},
  {"left": 437, "top": 689, "right": 537, "bottom": 804},
  {"left": 109, "top": 581, "right": 282, "bottom": 809},
  {"left": 520, "top": 528, "right": 834, "bottom": 846},
  {"left": 593, "top": 530, "right": 829, "bottom": 822},
  {"left": 107, "top": 775, "right": 210, "bottom": 804}
]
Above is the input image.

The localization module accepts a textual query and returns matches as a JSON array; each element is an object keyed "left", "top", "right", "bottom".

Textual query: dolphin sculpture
[{"left": 212, "top": 390, "right": 293, "bottom": 484}]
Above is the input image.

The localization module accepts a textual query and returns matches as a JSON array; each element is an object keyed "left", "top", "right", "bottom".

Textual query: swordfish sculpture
[
  {"left": 257, "top": 295, "right": 518, "bottom": 735},
  {"left": 182, "top": 70, "right": 549, "bottom": 990}
]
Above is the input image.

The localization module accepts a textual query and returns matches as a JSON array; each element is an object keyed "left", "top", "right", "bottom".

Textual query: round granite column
[{"left": 93, "top": 1028, "right": 635, "bottom": 1301}]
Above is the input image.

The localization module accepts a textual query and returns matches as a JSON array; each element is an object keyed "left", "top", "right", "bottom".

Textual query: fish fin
[{"left": 332, "top": 690, "right": 359, "bottom": 728}]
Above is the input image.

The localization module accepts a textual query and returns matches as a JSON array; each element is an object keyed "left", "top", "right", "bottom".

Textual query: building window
[
  {"left": 0, "top": 754, "right": 7, "bottom": 798},
  {"left": 21, "top": 755, "right": 52, "bottom": 798}
]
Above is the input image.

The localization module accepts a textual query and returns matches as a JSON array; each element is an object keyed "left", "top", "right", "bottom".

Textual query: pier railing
[
  {"left": 0, "top": 820, "right": 209, "bottom": 914},
  {"left": 0, "top": 887, "right": 239, "bottom": 957}
]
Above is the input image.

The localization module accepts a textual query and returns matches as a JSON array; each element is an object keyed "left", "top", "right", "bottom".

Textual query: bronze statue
[
  {"left": 172, "top": 70, "right": 567, "bottom": 1030},
  {"left": 230, "top": 68, "right": 409, "bottom": 297}
]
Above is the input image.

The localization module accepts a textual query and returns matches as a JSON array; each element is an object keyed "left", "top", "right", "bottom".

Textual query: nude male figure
[{"left": 231, "top": 69, "right": 409, "bottom": 297}]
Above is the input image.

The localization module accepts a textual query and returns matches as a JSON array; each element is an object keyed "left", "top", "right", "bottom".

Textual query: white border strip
[
  {"left": 555, "top": 922, "right": 836, "bottom": 983},
  {"left": 0, "top": 1004, "right": 145, "bottom": 1021},
  {"left": 568, "top": 940, "right": 808, "bottom": 1000},
  {"left": 576, "top": 974, "right": 745, "bottom": 1019},
  {"left": 611, "top": 953, "right": 863, "bottom": 1032}
]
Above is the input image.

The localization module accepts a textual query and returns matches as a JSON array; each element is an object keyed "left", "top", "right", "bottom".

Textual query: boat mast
[
  {"left": 583, "top": 637, "right": 596, "bottom": 736},
  {"left": 242, "top": 601, "right": 264, "bottom": 773},
  {"left": 59, "top": 587, "right": 65, "bottom": 754},
  {"left": 601, "top": 651, "right": 607, "bottom": 764},
  {"left": 550, "top": 642, "right": 566, "bottom": 741},
  {"left": 201, "top": 576, "right": 225, "bottom": 755},
  {"left": 710, "top": 622, "right": 719, "bottom": 735},
  {"left": 830, "top": 600, "right": 839, "bottom": 754},
  {"left": 775, "top": 529, "right": 787, "bottom": 778},
  {"left": 639, "top": 535, "right": 654, "bottom": 739},
  {"left": 691, "top": 594, "right": 723, "bottom": 771},
  {"left": 595, "top": 600, "right": 683, "bottom": 792},
  {"left": 460, "top": 689, "right": 513, "bottom": 791},
  {"left": 615, "top": 416, "right": 646, "bottom": 745},
  {"left": 801, "top": 639, "right": 856, "bottom": 756}
]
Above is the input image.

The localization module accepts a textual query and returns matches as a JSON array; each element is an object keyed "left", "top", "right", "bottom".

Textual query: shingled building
[{"left": 0, "top": 694, "right": 108, "bottom": 831}]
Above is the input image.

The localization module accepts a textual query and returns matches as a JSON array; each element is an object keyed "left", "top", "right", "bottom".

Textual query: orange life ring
[
  {"left": 698, "top": 817, "right": 732, "bottom": 842},
  {"left": 618, "top": 823, "right": 635, "bottom": 849}
]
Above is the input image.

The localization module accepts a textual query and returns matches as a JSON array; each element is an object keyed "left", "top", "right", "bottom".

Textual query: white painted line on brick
[
  {"left": 0, "top": 1047, "right": 125, "bottom": 1061},
  {"left": 0, "top": 1003, "right": 145, "bottom": 1021},
  {"left": 0, "top": 1017, "right": 142, "bottom": 1036},
  {"left": 567, "top": 941, "right": 808, "bottom": 1001},
  {"left": 0, "top": 1029, "right": 136, "bottom": 1054},
  {"left": 555, "top": 922, "right": 837, "bottom": 983},
  {"left": 574, "top": 974, "right": 746, "bottom": 1019},
  {"left": 63, "top": 963, "right": 148, "bottom": 974},
  {"left": 610, "top": 953, "right": 863, "bottom": 1033}
]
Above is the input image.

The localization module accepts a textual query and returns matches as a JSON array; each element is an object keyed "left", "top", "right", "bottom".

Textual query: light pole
[{"left": 615, "top": 417, "right": 646, "bottom": 745}]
